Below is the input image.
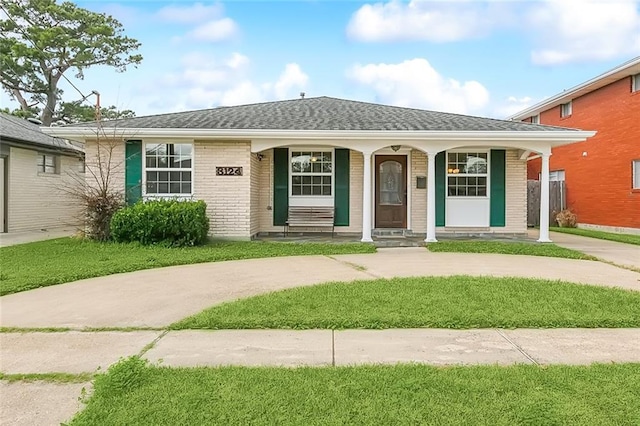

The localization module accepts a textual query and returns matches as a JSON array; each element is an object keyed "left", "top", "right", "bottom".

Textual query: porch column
[
  {"left": 361, "top": 151, "right": 373, "bottom": 242},
  {"left": 425, "top": 152, "right": 437, "bottom": 242},
  {"left": 538, "top": 152, "right": 552, "bottom": 243}
]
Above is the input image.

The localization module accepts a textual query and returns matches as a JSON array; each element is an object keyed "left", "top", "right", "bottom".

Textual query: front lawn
[
  {"left": 173, "top": 276, "right": 640, "bottom": 330},
  {"left": 0, "top": 238, "right": 375, "bottom": 296},
  {"left": 427, "top": 240, "right": 595, "bottom": 259},
  {"left": 551, "top": 227, "right": 640, "bottom": 246},
  {"left": 70, "top": 359, "right": 640, "bottom": 425}
]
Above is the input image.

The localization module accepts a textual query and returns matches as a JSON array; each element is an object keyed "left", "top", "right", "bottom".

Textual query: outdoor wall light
[{"left": 256, "top": 153, "right": 264, "bottom": 161}]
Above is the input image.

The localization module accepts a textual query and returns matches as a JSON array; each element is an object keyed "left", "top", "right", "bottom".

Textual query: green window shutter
[
  {"left": 334, "top": 148, "right": 350, "bottom": 226},
  {"left": 435, "top": 152, "right": 446, "bottom": 226},
  {"left": 125, "top": 140, "right": 142, "bottom": 205},
  {"left": 273, "top": 148, "right": 289, "bottom": 226},
  {"left": 490, "top": 149, "right": 506, "bottom": 227}
]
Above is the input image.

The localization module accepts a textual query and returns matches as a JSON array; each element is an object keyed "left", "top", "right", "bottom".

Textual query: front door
[{"left": 375, "top": 155, "right": 407, "bottom": 228}]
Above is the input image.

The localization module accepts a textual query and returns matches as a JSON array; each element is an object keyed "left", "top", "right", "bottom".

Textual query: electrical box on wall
[{"left": 416, "top": 176, "right": 427, "bottom": 189}]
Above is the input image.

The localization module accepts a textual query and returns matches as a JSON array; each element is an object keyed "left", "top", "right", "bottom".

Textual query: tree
[
  {"left": 56, "top": 102, "right": 136, "bottom": 124},
  {"left": 1, "top": 103, "right": 136, "bottom": 123},
  {"left": 0, "top": 0, "right": 142, "bottom": 126}
]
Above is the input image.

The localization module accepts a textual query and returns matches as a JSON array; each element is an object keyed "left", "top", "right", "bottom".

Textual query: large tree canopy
[{"left": 0, "top": 0, "right": 142, "bottom": 125}]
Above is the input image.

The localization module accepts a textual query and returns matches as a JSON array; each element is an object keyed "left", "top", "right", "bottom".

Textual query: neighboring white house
[
  {"left": 0, "top": 113, "right": 84, "bottom": 233},
  {"left": 44, "top": 97, "right": 595, "bottom": 242}
]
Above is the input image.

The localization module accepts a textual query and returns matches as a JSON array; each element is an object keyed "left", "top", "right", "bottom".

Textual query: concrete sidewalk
[
  {"left": 0, "top": 227, "right": 77, "bottom": 247},
  {"left": 2, "top": 249, "right": 639, "bottom": 329},
  {"left": 549, "top": 231, "right": 640, "bottom": 270},
  {"left": 2, "top": 329, "right": 639, "bottom": 374}
]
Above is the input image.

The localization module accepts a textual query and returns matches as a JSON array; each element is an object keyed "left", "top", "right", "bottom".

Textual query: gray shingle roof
[
  {"left": 1, "top": 113, "right": 82, "bottom": 153},
  {"left": 67, "top": 96, "right": 578, "bottom": 132}
]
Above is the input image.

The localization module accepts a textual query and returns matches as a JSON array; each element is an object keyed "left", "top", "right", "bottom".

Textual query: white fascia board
[
  {"left": 508, "top": 56, "right": 640, "bottom": 120},
  {"left": 41, "top": 127, "right": 596, "bottom": 143}
]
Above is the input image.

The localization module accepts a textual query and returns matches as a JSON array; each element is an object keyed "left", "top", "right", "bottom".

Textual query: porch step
[
  {"left": 372, "top": 228, "right": 411, "bottom": 237},
  {"left": 372, "top": 237, "right": 425, "bottom": 248}
]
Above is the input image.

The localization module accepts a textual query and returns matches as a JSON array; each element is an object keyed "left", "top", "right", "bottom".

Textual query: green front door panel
[
  {"left": 490, "top": 149, "right": 506, "bottom": 227},
  {"left": 125, "top": 140, "right": 142, "bottom": 205},
  {"left": 273, "top": 148, "right": 289, "bottom": 226},
  {"left": 435, "top": 152, "right": 446, "bottom": 226},
  {"left": 334, "top": 149, "right": 350, "bottom": 226}
]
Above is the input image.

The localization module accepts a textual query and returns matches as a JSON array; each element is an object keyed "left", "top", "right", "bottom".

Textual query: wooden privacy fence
[{"left": 527, "top": 180, "right": 566, "bottom": 227}]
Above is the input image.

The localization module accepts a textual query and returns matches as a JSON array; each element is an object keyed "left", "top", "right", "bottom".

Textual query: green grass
[
  {"left": 0, "top": 372, "right": 93, "bottom": 383},
  {"left": 172, "top": 276, "right": 640, "bottom": 330},
  {"left": 427, "top": 240, "right": 596, "bottom": 259},
  {"left": 70, "top": 359, "right": 640, "bottom": 425},
  {"left": 0, "top": 238, "right": 375, "bottom": 296},
  {"left": 551, "top": 227, "right": 640, "bottom": 245}
]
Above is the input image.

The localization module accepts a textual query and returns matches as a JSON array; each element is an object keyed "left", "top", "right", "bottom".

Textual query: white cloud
[
  {"left": 348, "top": 58, "right": 489, "bottom": 114},
  {"left": 272, "top": 64, "right": 309, "bottom": 99},
  {"left": 346, "top": 0, "right": 510, "bottom": 42},
  {"left": 494, "top": 96, "right": 537, "bottom": 119},
  {"left": 156, "top": 2, "right": 225, "bottom": 23},
  {"left": 185, "top": 18, "right": 239, "bottom": 42},
  {"left": 147, "top": 52, "right": 308, "bottom": 112},
  {"left": 527, "top": 0, "right": 640, "bottom": 65},
  {"left": 157, "top": 3, "right": 239, "bottom": 43}
]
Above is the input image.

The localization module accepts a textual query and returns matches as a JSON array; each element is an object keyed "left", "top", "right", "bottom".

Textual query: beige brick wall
[
  {"left": 249, "top": 151, "right": 260, "bottom": 236},
  {"left": 193, "top": 140, "right": 252, "bottom": 239},
  {"left": 83, "top": 139, "right": 126, "bottom": 195},
  {"left": 7, "top": 146, "right": 84, "bottom": 232},
  {"left": 410, "top": 150, "right": 428, "bottom": 233},
  {"left": 496, "top": 149, "right": 527, "bottom": 233},
  {"left": 257, "top": 149, "right": 277, "bottom": 233},
  {"left": 255, "top": 149, "right": 364, "bottom": 234},
  {"left": 343, "top": 150, "right": 363, "bottom": 233}
]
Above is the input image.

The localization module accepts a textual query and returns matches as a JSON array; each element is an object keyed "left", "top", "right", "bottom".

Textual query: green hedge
[{"left": 110, "top": 199, "right": 210, "bottom": 247}]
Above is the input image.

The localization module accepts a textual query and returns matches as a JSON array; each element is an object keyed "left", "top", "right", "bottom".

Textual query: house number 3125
[{"left": 216, "top": 167, "right": 243, "bottom": 176}]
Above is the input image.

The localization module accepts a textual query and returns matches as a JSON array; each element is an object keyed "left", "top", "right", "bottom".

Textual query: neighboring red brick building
[{"left": 510, "top": 57, "right": 640, "bottom": 233}]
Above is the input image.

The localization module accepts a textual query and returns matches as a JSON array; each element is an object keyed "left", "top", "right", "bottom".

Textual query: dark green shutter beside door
[
  {"left": 435, "top": 152, "right": 446, "bottom": 226},
  {"left": 334, "top": 149, "right": 350, "bottom": 226},
  {"left": 490, "top": 149, "right": 506, "bottom": 227},
  {"left": 125, "top": 140, "right": 142, "bottom": 205},
  {"left": 273, "top": 148, "right": 289, "bottom": 226}
]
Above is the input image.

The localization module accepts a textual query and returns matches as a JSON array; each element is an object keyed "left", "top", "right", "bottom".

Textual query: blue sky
[{"left": 5, "top": 0, "right": 640, "bottom": 118}]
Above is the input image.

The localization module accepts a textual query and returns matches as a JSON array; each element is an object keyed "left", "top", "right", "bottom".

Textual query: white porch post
[
  {"left": 361, "top": 151, "right": 373, "bottom": 242},
  {"left": 425, "top": 152, "right": 438, "bottom": 242},
  {"left": 538, "top": 152, "right": 552, "bottom": 243}
]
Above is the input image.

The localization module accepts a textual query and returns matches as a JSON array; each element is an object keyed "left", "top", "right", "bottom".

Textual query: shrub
[
  {"left": 110, "top": 199, "right": 210, "bottom": 246},
  {"left": 555, "top": 209, "right": 578, "bottom": 228},
  {"left": 84, "top": 192, "right": 124, "bottom": 241}
]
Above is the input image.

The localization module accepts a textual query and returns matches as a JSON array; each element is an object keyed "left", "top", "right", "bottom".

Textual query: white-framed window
[
  {"left": 37, "top": 153, "right": 58, "bottom": 174},
  {"left": 290, "top": 150, "right": 333, "bottom": 196},
  {"left": 446, "top": 151, "right": 488, "bottom": 197},
  {"left": 144, "top": 143, "right": 193, "bottom": 195},
  {"left": 561, "top": 101, "right": 572, "bottom": 118},
  {"left": 549, "top": 170, "right": 565, "bottom": 182},
  {"left": 531, "top": 114, "right": 540, "bottom": 124},
  {"left": 632, "top": 73, "right": 640, "bottom": 93},
  {"left": 633, "top": 160, "right": 640, "bottom": 189}
]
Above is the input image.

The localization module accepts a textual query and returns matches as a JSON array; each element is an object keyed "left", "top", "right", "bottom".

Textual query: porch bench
[{"left": 286, "top": 206, "right": 335, "bottom": 236}]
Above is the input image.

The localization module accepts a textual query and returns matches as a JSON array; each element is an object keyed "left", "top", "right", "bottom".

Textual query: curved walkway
[
  {"left": 2, "top": 248, "right": 639, "bottom": 329},
  {"left": 2, "top": 248, "right": 640, "bottom": 426}
]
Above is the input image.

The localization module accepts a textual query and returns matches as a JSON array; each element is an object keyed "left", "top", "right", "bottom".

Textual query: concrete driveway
[
  {"left": 2, "top": 245, "right": 640, "bottom": 426},
  {"left": 2, "top": 248, "right": 639, "bottom": 329}
]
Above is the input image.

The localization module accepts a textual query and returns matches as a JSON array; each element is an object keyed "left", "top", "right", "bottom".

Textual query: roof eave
[
  {"left": 41, "top": 127, "right": 596, "bottom": 143},
  {"left": 508, "top": 56, "right": 640, "bottom": 120}
]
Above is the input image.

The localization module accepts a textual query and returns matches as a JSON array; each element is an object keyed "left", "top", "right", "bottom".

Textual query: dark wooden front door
[{"left": 375, "top": 155, "right": 407, "bottom": 228}]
